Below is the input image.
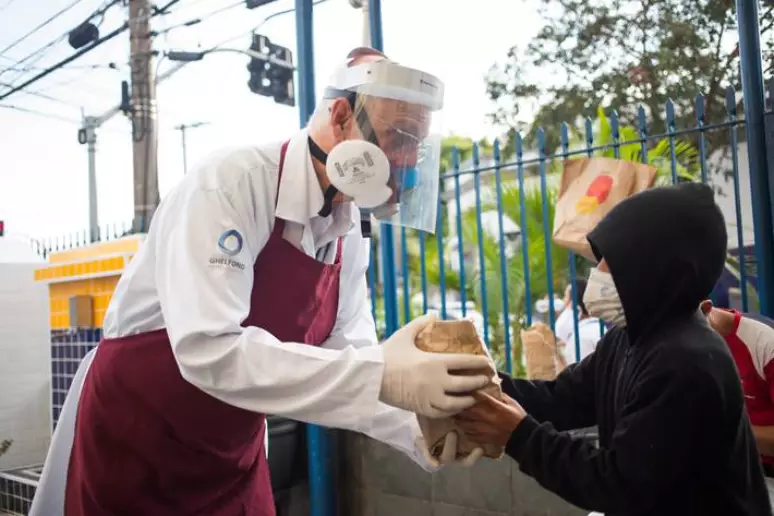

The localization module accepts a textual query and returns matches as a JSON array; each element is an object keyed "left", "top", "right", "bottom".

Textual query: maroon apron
[{"left": 65, "top": 141, "right": 343, "bottom": 515}]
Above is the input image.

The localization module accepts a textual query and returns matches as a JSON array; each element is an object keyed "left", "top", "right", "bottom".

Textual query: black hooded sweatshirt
[{"left": 501, "top": 183, "right": 771, "bottom": 516}]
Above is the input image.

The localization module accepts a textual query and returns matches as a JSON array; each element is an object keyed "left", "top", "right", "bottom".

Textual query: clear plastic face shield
[{"left": 321, "top": 59, "right": 444, "bottom": 234}]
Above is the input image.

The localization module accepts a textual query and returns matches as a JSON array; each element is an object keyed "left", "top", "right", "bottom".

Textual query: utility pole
[
  {"left": 82, "top": 116, "right": 99, "bottom": 241},
  {"left": 174, "top": 121, "right": 208, "bottom": 174},
  {"left": 129, "top": 0, "right": 159, "bottom": 233}
]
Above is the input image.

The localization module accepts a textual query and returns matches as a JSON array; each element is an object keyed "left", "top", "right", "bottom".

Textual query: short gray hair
[{"left": 310, "top": 47, "right": 389, "bottom": 121}]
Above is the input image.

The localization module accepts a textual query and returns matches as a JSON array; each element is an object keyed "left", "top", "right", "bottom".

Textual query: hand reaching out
[{"left": 454, "top": 391, "right": 527, "bottom": 448}]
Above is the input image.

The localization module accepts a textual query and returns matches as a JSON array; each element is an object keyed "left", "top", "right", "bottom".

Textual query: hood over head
[{"left": 586, "top": 182, "right": 727, "bottom": 343}]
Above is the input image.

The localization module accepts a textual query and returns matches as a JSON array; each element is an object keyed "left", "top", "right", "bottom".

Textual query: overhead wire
[
  {"left": 0, "top": 0, "right": 20, "bottom": 14},
  {"left": 0, "top": 82, "right": 84, "bottom": 106},
  {"left": 0, "top": 0, "right": 123, "bottom": 85},
  {"left": 153, "top": 0, "right": 252, "bottom": 38},
  {"left": 0, "top": 0, "right": 184, "bottom": 102},
  {"left": 0, "top": 103, "right": 80, "bottom": 124},
  {"left": 0, "top": 0, "right": 89, "bottom": 59},
  {"left": 214, "top": 0, "right": 332, "bottom": 47},
  {"left": 138, "top": 0, "right": 321, "bottom": 232}
]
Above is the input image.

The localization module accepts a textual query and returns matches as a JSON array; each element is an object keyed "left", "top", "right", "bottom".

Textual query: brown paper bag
[
  {"left": 414, "top": 320, "right": 504, "bottom": 460},
  {"left": 522, "top": 322, "right": 561, "bottom": 380},
  {"left": 553, "top": 157, "right": 657, "bottom": 261}
]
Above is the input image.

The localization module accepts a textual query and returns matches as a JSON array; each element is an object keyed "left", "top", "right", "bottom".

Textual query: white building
[
  {"left": 0, "top": 234, "right": 51, "bottom": 470},
  {"left": 705, "top": 142, "right": 756, "bottom": 250},
  {"left": 442, "top": 152, "right": 561, "bottom": 273}
]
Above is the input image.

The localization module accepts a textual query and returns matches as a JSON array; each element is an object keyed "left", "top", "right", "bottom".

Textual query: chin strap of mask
[
  {"left": 309, "top": 135, "right": 372, "bottom": 238},
  {"left": 310, "top": 88, "right": 382, "bottom": 238},
  {"left": 308, "top": 136, "right": 339, "bottom": 218}
]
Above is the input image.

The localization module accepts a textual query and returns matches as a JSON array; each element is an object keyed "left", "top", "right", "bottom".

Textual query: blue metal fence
[
  {"left": 18, "top": 0, "right": 774, "bottom": 388},
  {"left": 23, "top": 83, "right": 772, "bottom": 381},
  {"left": 367, "top": 83, "right": 770, "bottom": 376},
  {"left": 25, "top": 79, "right": 770, "bottom": 378}
]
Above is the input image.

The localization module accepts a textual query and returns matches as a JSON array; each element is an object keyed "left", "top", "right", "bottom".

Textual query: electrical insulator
[
  {"left": 69, "top": 22, "right": 99, "bottom": 50},
  {"left": 120, "top": 80, "right": 131, "bottom": 115}
]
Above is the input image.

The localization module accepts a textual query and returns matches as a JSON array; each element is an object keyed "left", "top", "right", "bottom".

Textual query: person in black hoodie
[{"left": 456, "top": 183, "right": 772, "bottom": 516}]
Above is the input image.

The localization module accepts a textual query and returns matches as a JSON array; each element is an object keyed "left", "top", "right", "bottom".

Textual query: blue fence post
[
  {"left": 295, "top": 1, "right": 335, "bottom": 514},
  {"left": 367, "top": 0, "right": 399, "bottom": 334},
  {"left": 736, "top": 0, "right": 774, "bottom": 317},
  {"left": 472, "top": 143, "right": 489, "bottom": 343}
]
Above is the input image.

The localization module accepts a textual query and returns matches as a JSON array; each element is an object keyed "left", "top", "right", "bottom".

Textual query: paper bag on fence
[
  {"left": 553, "top": 157, "right": 657, "bottom": 261},
  {"left": 522, "top": 322, "right": 561, "bottom": 380},
  {"left": 414, "top": 320, "right": 504, "bottom": 460}
]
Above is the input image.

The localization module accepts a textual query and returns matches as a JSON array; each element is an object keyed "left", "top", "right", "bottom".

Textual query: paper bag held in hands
[
  {"left": 414, "top": 319, "right": 504, "bottom": 460},
  {"left": 553, "top": 157, "right": 657, "bottom": 261},
  {"left": 522, "top": 322, "right": 561, "bottom": 380}
]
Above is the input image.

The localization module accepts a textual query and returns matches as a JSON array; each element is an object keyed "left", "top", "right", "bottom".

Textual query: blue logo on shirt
[{"left": 218, "top": 229, "right": 243, "bottom": 257}]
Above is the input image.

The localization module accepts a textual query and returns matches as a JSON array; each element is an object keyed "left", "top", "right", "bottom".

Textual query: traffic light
[{"left": 247, "top": 34, "right": 295, "bottom": 107}]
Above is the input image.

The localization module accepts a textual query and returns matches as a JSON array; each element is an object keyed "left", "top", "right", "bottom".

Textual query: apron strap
[
  {"left": 272, "top": 139, "right": 343, "bottom": 265},
  {"left": 272, "top": 141, "right": 292, "bottom": 236},
  {"left": 334, "top": 238, "right": 343, "bottom": 263},
  {"left": 275, "top": 140, "right": 291, "bottom": 206}
]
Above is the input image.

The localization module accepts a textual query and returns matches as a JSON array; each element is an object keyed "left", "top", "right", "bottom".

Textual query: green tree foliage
[
  {"left": 439, "top": 135, "right": 494, "bottom": 174},
  {"left": 487, "top": 0, "right": 774, "bottom": 154}
]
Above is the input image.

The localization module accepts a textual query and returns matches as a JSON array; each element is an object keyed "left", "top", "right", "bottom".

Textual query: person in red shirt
[{"left": 700, "top": 300, "right": 774, "bottom": 475}]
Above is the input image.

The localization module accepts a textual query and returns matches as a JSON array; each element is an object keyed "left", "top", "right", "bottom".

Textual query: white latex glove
[
  {"left": 416, "top": 432, "right": 485, "bottom": 469},
  {"left": 379, "top": 313, "right": 493, "bottom": 419}
]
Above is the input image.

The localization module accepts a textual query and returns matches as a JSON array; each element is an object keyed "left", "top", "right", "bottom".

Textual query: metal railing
[
  {"left": 369, "top": 86, "right": 761, "bottom": 375},
  {"left": 24, "top": 93, "right": 770, "bottom": 377}
]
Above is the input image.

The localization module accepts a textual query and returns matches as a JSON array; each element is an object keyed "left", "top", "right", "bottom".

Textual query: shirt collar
[{"left": 274, "top": 128, "right": 355, "bottom": 232}]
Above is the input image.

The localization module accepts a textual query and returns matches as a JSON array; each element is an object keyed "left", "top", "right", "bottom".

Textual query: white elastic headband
[{"left": 327, "top": 59, "right": 444, "bottom": 111}]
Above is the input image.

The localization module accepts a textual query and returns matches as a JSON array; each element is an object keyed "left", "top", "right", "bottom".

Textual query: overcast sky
[{"left": 0, "top": 0, "right": 540, "bottom": 240}]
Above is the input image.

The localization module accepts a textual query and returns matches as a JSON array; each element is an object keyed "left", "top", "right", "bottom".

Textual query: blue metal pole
[
  {"left": 368, "top": 0, "right": 384, "bottom": 50},
  {"left": 367, "top": 0, "right": 398, "bottom": 335},
  {"left": 295, "top": 1, "right": 335, "bottom": 514},
  {"left": 295, "top": 0, "right": 316, "bottom": 126},
  {"left": 736, "top": 0, "right": 774, "bottom": 317}
]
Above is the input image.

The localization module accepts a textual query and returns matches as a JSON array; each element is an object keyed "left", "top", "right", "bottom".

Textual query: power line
[
  {"left": 0, "top": 0, "right": 89, "bottom": 59},
  {"left": 206, "top": 0, "right": 332, "bottom": 48},
  {"left": 154, "top": 0, "right": 251, "bottom": 38},
  {"left": 0, "top": 0, "right": 183, "bottom": 102},
  {"left": 0, "top": 0, "right": 20, "bottom": 13},
  {"left": 0, "top": 36, "right": 68, "bottom": 81},
  {"left": 0, "top": 103, "right": 80, "bottom": 124},
  {"left": 0, "top": 22, "right": 128, "bottom": 101},
  {"left": 0, "top": 0, "right": 122, "bottom": 83},
  {"left": 0, "top": 81, "right": 83, "bottom": 106}
]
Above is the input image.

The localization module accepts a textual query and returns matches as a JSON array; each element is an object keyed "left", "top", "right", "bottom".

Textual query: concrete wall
[
  {"left": 0, "top": 261, "right": 51, "bottom": 471},
  {"left": 337, "top": 431, "right": 587, "bottom": 516}
]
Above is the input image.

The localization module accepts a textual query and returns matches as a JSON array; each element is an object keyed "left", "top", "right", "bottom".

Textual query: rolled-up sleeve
[
  {"left": 153, "top": 164, "right": 383, "bottom": 434},
  {"left": 322, "top": 226, "right": 434, "bottom": 471}
]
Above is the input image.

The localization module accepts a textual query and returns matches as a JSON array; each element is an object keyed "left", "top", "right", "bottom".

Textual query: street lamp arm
[{"left": 167, "top": 47, "right": 295, "bottom": 70}]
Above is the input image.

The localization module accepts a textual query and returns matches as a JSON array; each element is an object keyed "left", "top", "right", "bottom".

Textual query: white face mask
[
  {"left": 326, "top": 139, "right": 394, "bottom": 209},
  {"left": 583, "top": 268, "right": 627, "bottom": 327}
]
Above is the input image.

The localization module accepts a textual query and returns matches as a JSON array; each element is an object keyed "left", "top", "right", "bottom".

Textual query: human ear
[{"left": 329, "top": 98, "right": 355, "bottom": 143}]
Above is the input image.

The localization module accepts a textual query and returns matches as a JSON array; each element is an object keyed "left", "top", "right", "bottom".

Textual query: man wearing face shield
[
  {"left": 455, "top": 183, "right": 771, "bottom": 515},
  {"left": 30, "top": 48, "right": 492, "bottom": 516}
]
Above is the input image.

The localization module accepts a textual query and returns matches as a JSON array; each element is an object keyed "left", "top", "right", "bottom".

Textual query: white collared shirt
[
  {"left": 101, "top": 129, "right": 429, "bottom": 468},
  {"left": 560, "top": 317, "right": 604, "bottom": 365}
]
